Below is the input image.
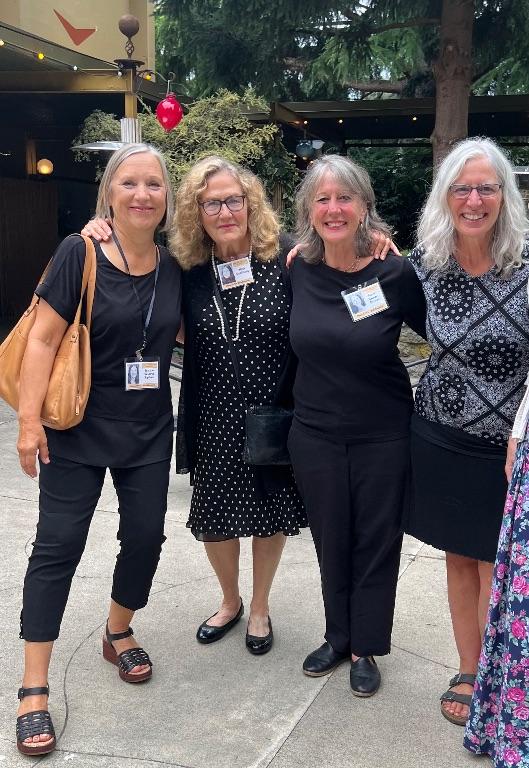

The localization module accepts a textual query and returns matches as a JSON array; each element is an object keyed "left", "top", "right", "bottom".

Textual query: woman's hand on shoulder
[
  {"left": 17, "top": 418, "right": 49, "bottom": 478},
  {"left": 505, "top": 435, "right": 518, "bottom": 483},
  {"left": 81, "top": 218, "right": 113, "bottom": 242},
  {"left": 370, "top": 231, "right": 401, "bottom": 260},
  {"left": 286, "top": 243, "right": 306, "bottom": 268}
]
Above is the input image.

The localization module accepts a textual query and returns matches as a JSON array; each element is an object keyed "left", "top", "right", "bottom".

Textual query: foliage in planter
[{"left": 73, "top": 90, "right": 299, "bottom": 229}]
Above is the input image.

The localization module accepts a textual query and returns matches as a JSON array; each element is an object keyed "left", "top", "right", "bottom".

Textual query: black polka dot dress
[{"left": 186, "top": 257, "right": 307, "bottom": 541}]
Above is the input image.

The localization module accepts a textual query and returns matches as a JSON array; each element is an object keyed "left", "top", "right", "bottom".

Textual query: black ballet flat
[
  {"left": 245, "top": 617, "right": 273, "bottom": 655},
  {"left": 196, "top": 600, "right": 244, "bottom": 644}
]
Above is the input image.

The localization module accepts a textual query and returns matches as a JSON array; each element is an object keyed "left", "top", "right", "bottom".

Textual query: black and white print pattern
[
  {"left": 411, "top": 246, "right": 529, "bottom": 446},
  {"left": 187, "top": 258, "right": 305, "bottom": 539}
]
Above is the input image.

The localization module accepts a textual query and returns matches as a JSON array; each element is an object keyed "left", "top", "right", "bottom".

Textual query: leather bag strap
[
  {"left": 27, "top": 234, "right": 97, "bottom": 327},
  {"left": 78, "top": 234, "right": 97, "bottom": 331}
]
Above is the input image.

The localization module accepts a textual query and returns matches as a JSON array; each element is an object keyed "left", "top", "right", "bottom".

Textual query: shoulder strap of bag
[
  {"left": 26, "top": 234, "right": 97, "bottom": 326},
  {"left": 78, "top": 234, "right": 97, "bottom": 331},
  {"left": 67, "top": 234, "right": 97, "bottom": 330},
  {"left": 210, "top": 268, "right": 248, "bottom": 410}
]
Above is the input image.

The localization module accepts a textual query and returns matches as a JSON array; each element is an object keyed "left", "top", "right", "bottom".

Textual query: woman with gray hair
[
  {"left": 14, "top": 144, "right": 181, "bottom": 755},
  {"left": 287, "top": 155, "right": 426, "bottom": 696},
  {"left": 405, "top": 137, "right": 529, "bottom": 727}
]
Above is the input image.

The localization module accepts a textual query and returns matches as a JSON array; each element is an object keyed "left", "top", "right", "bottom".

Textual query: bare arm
[
  {"left": 17, "top": 299, "right": 68, "bottom": 477},
  {"left": 505, "top": 436, "right": 518, "bottom": 483},
  {"left": 176, "top": 316, "right": 185, "bottom": 345}
]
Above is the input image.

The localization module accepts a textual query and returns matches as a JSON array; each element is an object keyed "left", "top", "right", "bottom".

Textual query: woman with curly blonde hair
[{"left": 172, "top": 155, "right": 306, "bottom": 654}]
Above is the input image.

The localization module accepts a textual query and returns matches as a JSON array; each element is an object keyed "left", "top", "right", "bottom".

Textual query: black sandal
[
  {"left": 102, "top": 622, "right": 152, "bottom": 683},
  {"left": 440, "top": 673, "right": 476, "bottom": 726},
  {"left": 16, "top": 685, "right": 56, "bottom": 756}
]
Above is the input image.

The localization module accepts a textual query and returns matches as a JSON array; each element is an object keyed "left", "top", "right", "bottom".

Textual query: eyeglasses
[
  {"left": 199, "top": 195, "right": 246, "bottom": 216},
  {"left": 448, "top": 183, "right": 503, "bottom": 199}
]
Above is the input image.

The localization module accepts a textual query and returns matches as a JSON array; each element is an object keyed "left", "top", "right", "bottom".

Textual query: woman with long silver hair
[{"left": 405, "top": 137, "right": 529, "bottom": 728}]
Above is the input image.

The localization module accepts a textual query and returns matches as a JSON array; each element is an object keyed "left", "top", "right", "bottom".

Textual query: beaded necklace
[{"left": 211, "top": 244, "right": 252, "bottom": 342}]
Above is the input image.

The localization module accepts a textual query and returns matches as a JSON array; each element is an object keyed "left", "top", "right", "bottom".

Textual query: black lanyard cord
[{"left": 112, "top": 233, "right": 160, "bottom": 360}]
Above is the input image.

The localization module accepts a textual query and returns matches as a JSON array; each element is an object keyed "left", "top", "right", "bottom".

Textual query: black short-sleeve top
[
  {"left": 35, "top": 235, "right": 182, "bottom": 467},
  {"left": 289, "top": 252, "right": 426, "bottom": 443}
]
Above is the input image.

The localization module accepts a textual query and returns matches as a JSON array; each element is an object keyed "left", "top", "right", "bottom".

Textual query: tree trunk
[{"left": 431, "top": 0, "right": 475, "bottom": 168}]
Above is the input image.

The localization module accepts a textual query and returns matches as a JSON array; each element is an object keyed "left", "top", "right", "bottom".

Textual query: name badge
[
  {"left": 217, "top": 257, "right": 254, "bottom": 290},
  {"left": 341, "top": 278, "right": 389, "bottom": 322},
  {"left": 124, "top": 357, "right": 160, "bottom": 390}
]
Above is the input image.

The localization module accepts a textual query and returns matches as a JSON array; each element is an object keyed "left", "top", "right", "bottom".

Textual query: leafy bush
[{"left": 73, "top": 90, "right": 299, "bottom": 230}]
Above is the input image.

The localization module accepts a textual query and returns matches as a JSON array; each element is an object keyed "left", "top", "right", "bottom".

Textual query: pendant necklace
[{"left": 211, "top": 244, "right": 252, "bottom": 341}]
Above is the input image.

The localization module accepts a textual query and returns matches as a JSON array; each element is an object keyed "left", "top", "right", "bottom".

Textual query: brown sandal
[
  {"left": 440, "top": 673, "right": 476, "bottom": 726},
  {"left": 102, "top": 622, "right": 152, "bottom": 683},
  {"left": 16, "top": 685, "right": 56, "bottom": 756}
]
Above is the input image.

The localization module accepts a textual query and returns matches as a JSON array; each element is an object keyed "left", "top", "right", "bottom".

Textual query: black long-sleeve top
[{"left": 289, "top": 253, "right": 427, "bottom": 443}]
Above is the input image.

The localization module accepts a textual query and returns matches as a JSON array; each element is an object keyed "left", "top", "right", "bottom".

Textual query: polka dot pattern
[{"left": 186, "top": 258, "right": 306, "bottom": 541}]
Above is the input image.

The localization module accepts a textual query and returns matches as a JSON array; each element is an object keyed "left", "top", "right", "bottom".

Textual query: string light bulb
[
  {"left": 0, "top": 39, "right": 5, "bottom": 47},
  {"left": 37, "top": 51, "right": 45, "bottom": 60}
]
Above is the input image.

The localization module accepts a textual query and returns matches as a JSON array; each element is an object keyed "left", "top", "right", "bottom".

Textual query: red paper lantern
[{"left": 155, "top": 94, "right": 183, "bottom": 132}]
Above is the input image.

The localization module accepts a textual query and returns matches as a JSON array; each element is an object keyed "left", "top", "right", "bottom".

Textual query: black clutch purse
[{"left": 243, "top": 405, "right": 293, "bottom": 466}]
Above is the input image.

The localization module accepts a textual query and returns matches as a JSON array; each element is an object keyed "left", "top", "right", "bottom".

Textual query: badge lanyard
[{"left": 113, "top": 233, "right": 160, "bottom": 361}]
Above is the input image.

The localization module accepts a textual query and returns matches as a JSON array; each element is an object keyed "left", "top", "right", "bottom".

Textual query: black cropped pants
[
  {"left": 288, "top": 424, "right": 409, "bottom": 657},
  {"left": 20, "top": 455, "right": 170, "bottom": 642}
]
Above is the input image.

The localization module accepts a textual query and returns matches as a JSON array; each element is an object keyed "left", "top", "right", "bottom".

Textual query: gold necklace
[{"left": 322, "top": 254, "right": 360, "bottom": 272}]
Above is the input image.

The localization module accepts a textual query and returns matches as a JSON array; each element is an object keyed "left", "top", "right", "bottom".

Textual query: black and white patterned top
[{"left": 410, "top": 246, "right": 529, "bottom": 446}]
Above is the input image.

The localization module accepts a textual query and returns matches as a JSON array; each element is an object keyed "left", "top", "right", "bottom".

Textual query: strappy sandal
[
  {"left": 16, "top": 685, "right": 56, "bottom": 756},
  {"left": 440, "top": 673, "right": 476, "bottom": 726},
  {"left": 102, "top": 622, "right": 152, "bottom": 683}
]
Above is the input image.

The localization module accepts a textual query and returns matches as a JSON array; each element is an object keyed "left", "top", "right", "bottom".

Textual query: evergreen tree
[{"left": 155, "top": 0, "right": 529, "bottom": 163}]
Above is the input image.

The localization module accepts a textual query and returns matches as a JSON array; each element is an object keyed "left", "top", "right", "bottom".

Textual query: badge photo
[
  {"left": 341, "top": 278, "right": 389, "bottom": 322},
  {"left": 125, "top": 358, "right": 160, "bottom": 390},
  {"left": 217, "top": 256, "right": 254, "bottom": 290}
]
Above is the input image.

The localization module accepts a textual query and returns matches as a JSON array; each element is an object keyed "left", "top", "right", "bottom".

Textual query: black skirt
[{"left": 405, "top": 414, "right": 507, "bottom": 563}]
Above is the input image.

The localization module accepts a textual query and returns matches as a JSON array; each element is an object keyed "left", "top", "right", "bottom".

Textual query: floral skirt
[{"left": 464, "top": 438, "right": 529, "bottom": 767}]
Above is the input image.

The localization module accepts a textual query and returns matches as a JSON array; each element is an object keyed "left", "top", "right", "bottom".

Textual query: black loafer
[
  {"left": 302, "top": 641, "right": 349, "bottom": 677},
  {"left": 196, "top": 600, "right": 244, "bottom": 644},
  {"left": 350, "top": 656, "right": 381, "bottom": 697},
  {"left": 246, "top": 617, "right": 273, "bottom": 655}
]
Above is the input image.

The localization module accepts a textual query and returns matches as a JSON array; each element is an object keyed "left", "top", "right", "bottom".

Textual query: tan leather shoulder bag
[{"left": 0, "top": 234, "right": 97, "bottom": 430}]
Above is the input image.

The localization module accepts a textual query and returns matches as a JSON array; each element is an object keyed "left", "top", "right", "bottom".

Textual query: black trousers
[
  {"left": 21, "top": 455, "right": 171, "bottom": 642},
  {"left": 288, "top": 424, "right": 409, "bottom": 657}
]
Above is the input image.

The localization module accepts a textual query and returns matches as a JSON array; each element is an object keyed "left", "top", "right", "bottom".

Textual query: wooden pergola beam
[{"left": 0, "top": 70, "right": 164, "bottom": 99}]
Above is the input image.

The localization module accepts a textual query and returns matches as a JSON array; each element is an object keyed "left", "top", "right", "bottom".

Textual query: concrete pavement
[{"left": 0, "top": 391, "right": 481, "bottom": 767}]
